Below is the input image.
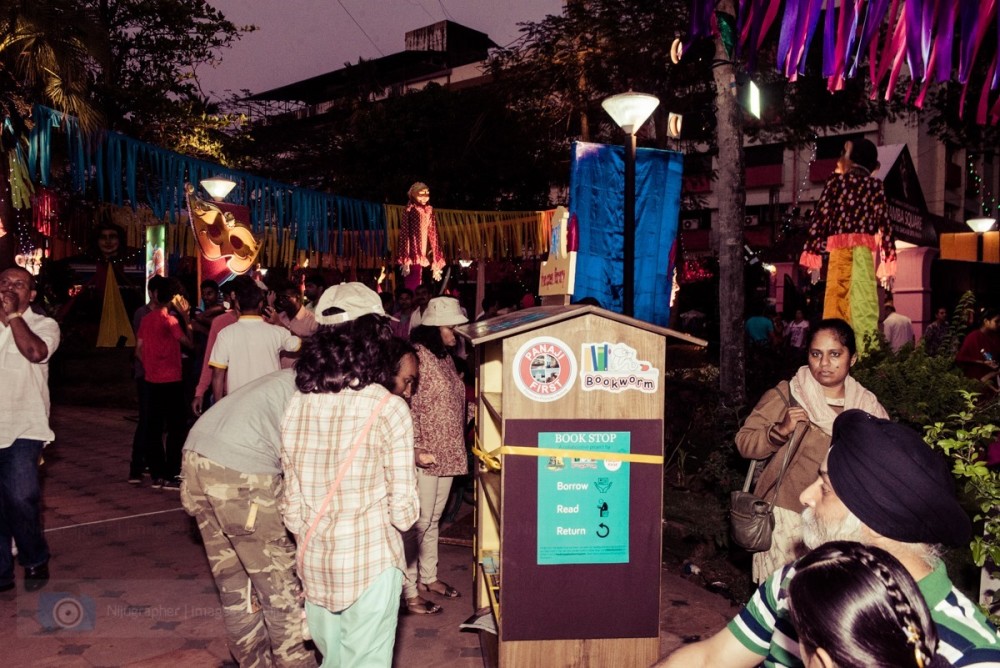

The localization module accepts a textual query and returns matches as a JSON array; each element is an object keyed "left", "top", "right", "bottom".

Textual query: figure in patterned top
[
  {"left": 398, "top": 182, "right": 446, "bottom": 291},
  {"left": 799, "top": 139, "right": 896, "bottom": 350}
]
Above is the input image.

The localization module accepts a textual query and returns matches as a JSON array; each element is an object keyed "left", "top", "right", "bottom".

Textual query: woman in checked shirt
[{"left": 280, "top": 312, "right": 419, "bottom": 666}]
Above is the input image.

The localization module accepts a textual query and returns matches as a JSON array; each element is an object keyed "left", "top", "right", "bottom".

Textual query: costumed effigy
[{"left": 799, "top": 139, "right": 896, "bottom": 349}]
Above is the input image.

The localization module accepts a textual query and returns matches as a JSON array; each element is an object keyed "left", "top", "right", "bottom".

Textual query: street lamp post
[
  {"left": 601, "top": 92, "right": 660, "bottom": 317},
  {"left": 200, "top": 176, "right": 237, "bottom": 202}
]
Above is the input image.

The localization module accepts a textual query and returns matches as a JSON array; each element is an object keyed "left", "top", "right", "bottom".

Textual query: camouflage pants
[{"left": 180, "top": 451, "right": 317, "bottom": 668}]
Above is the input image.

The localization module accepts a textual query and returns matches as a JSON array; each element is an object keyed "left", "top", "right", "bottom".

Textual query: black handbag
[{"left": 730, "top": 421, "right": 807, "bottom": 552}]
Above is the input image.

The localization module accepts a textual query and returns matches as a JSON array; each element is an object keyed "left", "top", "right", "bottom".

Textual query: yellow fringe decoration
[
  {"left": 64, "top": 203, "right": 556, "bottom": 270},
  {"left": 386, "top": 205, "right": 555, "bottom": 261}
]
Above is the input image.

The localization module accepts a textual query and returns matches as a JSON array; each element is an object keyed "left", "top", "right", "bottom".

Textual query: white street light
[
  {"left": 200, "top": 177, "right": 237, "bottom": 202},
  {"left": 601, "top": 93, "right": 660, "bottom": 135},
  {"left": 966, "top": 217, "right": 997, "bottom": 233}
]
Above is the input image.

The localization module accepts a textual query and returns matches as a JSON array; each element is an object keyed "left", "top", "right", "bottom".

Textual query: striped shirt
[
  {"left": 280, "top": 384, "right": 419, "bottom": 612},
  {"left": 728, "top": 559, "right": 1000, "bottom": 667}
]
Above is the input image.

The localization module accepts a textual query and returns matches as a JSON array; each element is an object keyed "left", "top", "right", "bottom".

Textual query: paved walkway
[{"left": 0, "top": 405, "right": 735, "bottom": 667}]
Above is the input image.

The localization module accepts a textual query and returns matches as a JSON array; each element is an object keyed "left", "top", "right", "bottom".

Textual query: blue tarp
[{"left": 569, "top": 141, "right": 683, "bottom": 327}]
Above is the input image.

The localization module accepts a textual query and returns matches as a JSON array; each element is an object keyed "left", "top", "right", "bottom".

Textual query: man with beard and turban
[{"left": 654, "top": 410, "right": 1000, "bottom": 667}]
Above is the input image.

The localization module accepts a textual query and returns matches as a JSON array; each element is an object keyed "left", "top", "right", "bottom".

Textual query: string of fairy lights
[
  {"left": 779, "top": 139, "right": 818, "bottom": 239},
  {"left": 967, "top": 154, "right": 999, "bottom": 218}
]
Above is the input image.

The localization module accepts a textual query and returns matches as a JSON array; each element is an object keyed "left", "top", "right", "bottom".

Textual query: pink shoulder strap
[{"left": 297, "top": 392, "right": 394, "bottom": 590}]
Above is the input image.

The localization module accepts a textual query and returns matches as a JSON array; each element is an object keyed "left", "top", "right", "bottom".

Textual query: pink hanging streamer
[
  {"left": 870, "top": 0, "right": 903, "bottom": 97},
  {"left": 958, "top": 0, "right": 997, "bottom": 118},
  {"left": 976, "top": 55, "right": 998, "bottom": 125}
]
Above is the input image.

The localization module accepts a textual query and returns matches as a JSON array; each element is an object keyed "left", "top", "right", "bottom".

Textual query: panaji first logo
[
  {"left": 513, "top": 336, "right": 577, "bottom": 402},
  {"left": 580, "top": 342, "right": 659, "bottom": 393}
]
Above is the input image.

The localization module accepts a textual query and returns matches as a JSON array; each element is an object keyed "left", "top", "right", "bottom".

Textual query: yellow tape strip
[
  {"left": 471, "top": 440, "right": 501, "bottom": 472},
  {"left": 498, "top": 445, "right": 663, "bottom": 465},
  {"left": 471, "top": 431, "right": 663, "bottom": 472}
]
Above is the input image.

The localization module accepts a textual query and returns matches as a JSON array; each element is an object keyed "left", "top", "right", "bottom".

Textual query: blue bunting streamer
[{"left": 26, "top": 105, "right": 389, "bottom": 256}]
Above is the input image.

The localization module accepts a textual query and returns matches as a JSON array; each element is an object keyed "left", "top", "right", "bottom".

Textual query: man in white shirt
[
  {"left": 209, "top": 276, "right": 300, "bottom": 400},
  {"left": 0, "top": 268, "right": 60, "bottom": 593},
  {"left": 882, "top": 300, "right": 914, "bottom": 352}
]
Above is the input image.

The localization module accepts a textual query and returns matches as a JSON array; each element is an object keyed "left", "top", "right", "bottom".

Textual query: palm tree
[{"left": 0, "top": 0, "right": 106, "bottom": 267}]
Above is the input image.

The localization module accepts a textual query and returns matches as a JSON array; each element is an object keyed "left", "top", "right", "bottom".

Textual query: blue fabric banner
[{"left": 569, "top": 141, "right": 683, "bottom": 327}]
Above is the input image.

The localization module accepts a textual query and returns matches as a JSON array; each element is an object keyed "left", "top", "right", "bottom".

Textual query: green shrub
[
  {"left": 923, "top": 392, "right": 1000, "bottom": 614},
  {"left": 853, "top": 342, "right": 984, "bottom": 431}
]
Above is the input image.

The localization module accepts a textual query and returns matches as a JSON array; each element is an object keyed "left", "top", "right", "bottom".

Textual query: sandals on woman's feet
[
  {"left": 418, "top": 580, "right": 461, "bottom": 598},
  {"left": 406, "top": 596, "right": 443, "bottom": 615}
]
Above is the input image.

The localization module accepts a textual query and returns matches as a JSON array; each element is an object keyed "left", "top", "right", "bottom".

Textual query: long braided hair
[{"left": 788, "top": 541, "right": 948, "bottom": 668}]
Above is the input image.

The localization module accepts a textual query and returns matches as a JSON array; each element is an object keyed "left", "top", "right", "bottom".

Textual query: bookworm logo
[
  {"left": 513, "top": 336, "right": 577, "bottom": 402},
  {"left": 580, "top": 342, "right": 659, "bottom": 394}
]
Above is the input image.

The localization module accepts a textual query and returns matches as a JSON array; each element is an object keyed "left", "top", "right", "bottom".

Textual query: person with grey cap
[
  {"left": 179, "top": 282, "right": 395, "bottom": 667},
  {"left": 402, "top": 296, "right": 470, "bottom": 614},
  {"left": 655, "top": 409, "right": 1000, "bottom": 668}
]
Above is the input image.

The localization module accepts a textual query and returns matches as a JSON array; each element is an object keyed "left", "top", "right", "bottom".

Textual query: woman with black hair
[
  {"left": 402, "top": 296, "right": 469, "bottom": 615},
  {"left": 789, "top": 541, "right": 949, "bottom": 668},
  {"left": 736, "top": 318, "right": 888, "bottom": 583},
  {"left": 280, "top": 287, "right": 419, "bottom": 666}
]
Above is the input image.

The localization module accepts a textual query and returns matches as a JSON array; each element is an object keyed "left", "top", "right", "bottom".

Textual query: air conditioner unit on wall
[
  {"left": 744, "top": 214, "right": 759, "bottom": 227},
  {"left": 681, "top": 218, "right": 700, "bottom": 230}
]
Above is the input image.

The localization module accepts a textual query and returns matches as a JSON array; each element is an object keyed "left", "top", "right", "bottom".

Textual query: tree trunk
[{"left": 712, "top": 0, "right": 746, "bottom": 408}]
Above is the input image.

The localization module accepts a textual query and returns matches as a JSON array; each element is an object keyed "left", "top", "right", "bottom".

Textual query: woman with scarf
[{"left": 736, "top": 318, "right": 888, "bottom": 583}]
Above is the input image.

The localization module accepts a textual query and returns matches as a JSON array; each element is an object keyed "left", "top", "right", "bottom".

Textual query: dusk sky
[{"left": 198, "top": 0, "right": 566, "bottom": 99}]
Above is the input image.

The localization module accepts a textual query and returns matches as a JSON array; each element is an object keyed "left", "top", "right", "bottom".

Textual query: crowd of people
[
  {"left": 5, "top": 254, "right": 1000, "bottom": 665},
  {"left": 747, "top": 300, "right": 1000, "bottom": 395},
  {"left": 178, "top": 279, "right": 474, "bottom": 664}
]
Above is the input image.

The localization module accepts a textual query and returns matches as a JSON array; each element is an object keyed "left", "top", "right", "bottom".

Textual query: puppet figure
[
  {"left": 799, "top": 139, "right": 896, "bottom": 350},
  {"left": 398, "top": 182, "right": 445, "bottom": 290}
]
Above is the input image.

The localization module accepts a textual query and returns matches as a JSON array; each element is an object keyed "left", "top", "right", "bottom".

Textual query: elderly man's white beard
[{"left": 801, "top": 507, "right": 864, "bottom": 549}]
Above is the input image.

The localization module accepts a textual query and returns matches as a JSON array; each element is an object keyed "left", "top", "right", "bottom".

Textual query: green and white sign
[{"left": 536, "top": 431, "right": 630, "bottom": 565}]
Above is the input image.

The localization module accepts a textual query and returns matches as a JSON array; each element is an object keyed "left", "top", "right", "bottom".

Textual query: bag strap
[
  {"left": 741, "top": 458, "right": 757, "bottom": 493},
  {"left": 296, "top": 392, "right": 393, "bottom": 587},
  {"left": 741, "top": 382, "right": 797, "bottom": 493},
  {"left": 765, "top": 421, "right": 808, "bottom": 510}
]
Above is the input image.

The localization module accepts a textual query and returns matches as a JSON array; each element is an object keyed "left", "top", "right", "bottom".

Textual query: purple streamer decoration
[
  {"left": 905, "top": 0, "right": 925, "bottom": 80},
  {"left": 736, "top": 0, "right": 751, "bottom": 54},
  {"left": 922, "top": 0, "right": 936, "bottom": 73},
  {"left": 994, "top": 1, "right": 1000, "bottom": 89},
  {"left": 777, "top": 0, "right": 801, "bottom": 75},
  {"left": 688, "top": 0, "right": 715, "bottom": 40},
  {"left": 839, "top": 0, "right": 861, "bottom": 81},
  {"left": 849, "top": 0, "right": 891, "bottom": 78},
  {"left": 746, "top": 0, "right": 768, "bottom": 70},
  {"left": 934, "top": 0, "right": 957, "bottom": 82},
  {"left": 798, "top": 0, "right": 827, "bottom": 75},
  {"left": 957, "top": 0, "right": 978, "bottom": 83},
  {"left": 822, "top": 0, "right": 838, "bottom": 78}
]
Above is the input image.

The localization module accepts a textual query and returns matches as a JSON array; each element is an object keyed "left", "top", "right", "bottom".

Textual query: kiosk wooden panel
[{"left": 456, "top": 305, "right": 670, "bottom": 668}]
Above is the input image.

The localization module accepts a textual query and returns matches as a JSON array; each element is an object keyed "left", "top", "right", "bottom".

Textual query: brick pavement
[{"left": 0, "top": 405, "right": 734, "bottom": 667}]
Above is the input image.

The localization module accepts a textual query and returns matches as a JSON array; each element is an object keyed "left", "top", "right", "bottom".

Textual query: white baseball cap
[
  {"left": 421, "top": 296, "right": 468, "bottom": 327},
  {"left": 315, "top": 282, "right": 396, "bottom": 326}
]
